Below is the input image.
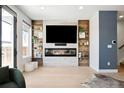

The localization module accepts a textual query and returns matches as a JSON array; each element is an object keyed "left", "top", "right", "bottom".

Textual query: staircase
[
  {"left": 120, "top": 61, "right": 124, "bottom": 67},
  {"left": 119, "top": 43, "right": 124, "bottom": 67}
]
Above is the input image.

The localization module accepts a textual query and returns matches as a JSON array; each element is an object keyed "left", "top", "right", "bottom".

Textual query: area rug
[{"left": 81, "top": 74, "right": 124, "bottom": 88}]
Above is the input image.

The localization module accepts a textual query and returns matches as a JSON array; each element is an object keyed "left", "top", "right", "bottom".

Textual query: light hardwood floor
[
  {"left": 23, "top": 66, "right": 95, "bottom": 88},
  {"left": 23, "top": 66, "right": 124, "bottom": 88}
]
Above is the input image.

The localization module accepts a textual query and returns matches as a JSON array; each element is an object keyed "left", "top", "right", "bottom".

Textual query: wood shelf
[
  {"left": 32, "top": 20, "right": 43, "bottom": 59},
  {"left": 78, "top": 20, "right": 89, "bottom": 66},
  {"left": 79, "top": 38, "right": 89, "bottom": 40}
]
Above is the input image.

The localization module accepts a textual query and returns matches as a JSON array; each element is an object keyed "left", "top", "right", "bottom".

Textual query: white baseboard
[{"left": 97, "top": 69, "right": 118, "bottom": 73}]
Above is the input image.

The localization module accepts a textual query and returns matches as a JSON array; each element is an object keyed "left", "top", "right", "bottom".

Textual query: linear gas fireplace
[{"left": 45, "top": 48, "right": 76, "bottom": 57}]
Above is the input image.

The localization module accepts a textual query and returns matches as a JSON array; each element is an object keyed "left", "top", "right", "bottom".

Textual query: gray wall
[{"left": 99, "top": 11, "right": 117, "bottom": 69}]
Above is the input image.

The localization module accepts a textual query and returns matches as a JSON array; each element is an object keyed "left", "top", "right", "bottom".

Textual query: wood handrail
[{"left": 119, "top": 44, "right": 124, "bottom": 49}]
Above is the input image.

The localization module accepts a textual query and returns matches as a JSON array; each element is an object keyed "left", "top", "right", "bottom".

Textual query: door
[{"left": 0, "top": 6, "right": 17, "bottom": 68}]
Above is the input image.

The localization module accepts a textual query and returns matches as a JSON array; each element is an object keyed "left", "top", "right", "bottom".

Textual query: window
[
  {"left": 0, "top": 6, "right": 17, "bottom": 68},
  {"left": 22, "top": 21, "right": 31, "bottom": 57},
  {"left": 2, "top": 11, "right": 14, "bottom": 67}
]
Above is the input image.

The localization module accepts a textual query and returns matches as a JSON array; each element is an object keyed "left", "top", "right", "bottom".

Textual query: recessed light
[
  {"left": 119, "top": 15, "right": 124, "bottom": 18},
  {"left": 40, "top": 6, "right": 45, "bottom": 10},
  {"left": 79, "top": 6, "right": 84, "bottom": 10}
]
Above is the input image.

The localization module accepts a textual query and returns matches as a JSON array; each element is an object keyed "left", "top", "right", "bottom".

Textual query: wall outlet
[
  {"left": 107, "top": 44, "right": 112, "bottom": 48},
  {"left": 107, "top": 61, "right": 111, "bottom": 66}
]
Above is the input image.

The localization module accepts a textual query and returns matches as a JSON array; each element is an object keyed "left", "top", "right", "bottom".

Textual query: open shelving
[
  {"left": 32, "top": 20, "right": 43, "bottom": 66},
  {"left": 78, "top": 20, "right": 89, "bottom": 66}
]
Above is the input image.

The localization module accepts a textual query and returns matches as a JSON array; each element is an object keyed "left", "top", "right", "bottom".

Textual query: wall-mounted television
[{"left": 46, "top": 25, "right": 77, "bottom": 43}]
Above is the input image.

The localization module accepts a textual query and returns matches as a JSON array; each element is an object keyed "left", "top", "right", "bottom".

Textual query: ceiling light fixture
[
  {"left": 40, "top": 6, "right": 45, "bottom": 10},
  {"left": 119, "top": 15, "right": 124, "bottom": 18},
  {"left": 79, "top": 6, "right": 84, "bottom": 10}
]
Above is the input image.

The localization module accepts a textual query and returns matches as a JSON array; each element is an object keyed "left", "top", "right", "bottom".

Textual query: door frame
[{"left": 0, "top": 5, "right": 17, "bottom": 68}]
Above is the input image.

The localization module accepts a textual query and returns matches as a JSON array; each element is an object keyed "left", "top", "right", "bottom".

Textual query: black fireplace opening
[{"left": 45, "top": 48, "right": 76, "bottom": 57}]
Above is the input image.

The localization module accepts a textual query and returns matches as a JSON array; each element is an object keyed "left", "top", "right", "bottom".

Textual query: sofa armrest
[{"left": 9, "top": 68, "right": 26, "bottom": 88}]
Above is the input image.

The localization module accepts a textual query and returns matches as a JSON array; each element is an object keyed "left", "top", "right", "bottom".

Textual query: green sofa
[{"left": 0, "top": 66, "right": 26, "bottom": 88}]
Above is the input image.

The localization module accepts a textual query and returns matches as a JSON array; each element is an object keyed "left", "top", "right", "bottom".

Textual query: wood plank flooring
[
  {"left": 23, "top": 66, "right": 95, "bottom": 88},
  {"left": 23, "top": 66, "right": 124, "bottom": 88}
]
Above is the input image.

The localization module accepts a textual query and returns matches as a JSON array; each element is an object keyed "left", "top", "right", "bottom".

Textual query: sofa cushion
[
  {"left": 0, "top": 82, "right": 18, "bottom": 88},
  {"left": 0, "top": 66, "right": 10, "bottom": 84}
]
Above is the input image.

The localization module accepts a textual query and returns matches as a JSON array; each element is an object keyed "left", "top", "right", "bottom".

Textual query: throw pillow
[{"left": 0, "top": 66, "right": 10, "bottom": 84}]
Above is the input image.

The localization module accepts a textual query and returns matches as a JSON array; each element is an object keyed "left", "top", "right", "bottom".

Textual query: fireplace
[{"left": 45, "top": 48, "right": 76, "bottom": 57}]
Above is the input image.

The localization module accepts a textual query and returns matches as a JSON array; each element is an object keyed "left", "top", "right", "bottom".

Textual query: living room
[{"left": 1, "top": 4, "right": 124, "bottom": 88}]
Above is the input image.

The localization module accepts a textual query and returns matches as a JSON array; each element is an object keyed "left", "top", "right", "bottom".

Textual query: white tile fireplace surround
[
  {"left": 44, "top": 48, "right": 78, "bottom": 67},
  {"left": 44, "top": 57, "right": 78, "bottom": 67},
  {"left": 43, "top": 44, "right": 78, "bottom": 67},
  {"left": 43, "top": 20, "right": 78, "bottom": 67}
]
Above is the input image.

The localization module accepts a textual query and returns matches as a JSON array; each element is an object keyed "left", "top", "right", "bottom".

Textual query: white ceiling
[{"left": 17, "top": 5, "right": 124, "bottom": 20}]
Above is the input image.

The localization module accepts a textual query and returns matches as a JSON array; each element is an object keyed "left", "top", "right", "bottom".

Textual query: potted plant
[
  {"left": 79, "top": 27, "right": 84, "bottom": 32},
  {"left": 79, "top": 27, "right": 85, "bottom": 38},
  {"left": 32, "top": 36, "right": 37, "bottom": 43}
]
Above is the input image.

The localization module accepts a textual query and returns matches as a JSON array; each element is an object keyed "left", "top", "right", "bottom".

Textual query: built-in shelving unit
[
  {"left": 32, "top": 20, "right": 43, "bottom": 66},
  {"left": 78, "top": 20, "right": 89, "bottom": 66}
]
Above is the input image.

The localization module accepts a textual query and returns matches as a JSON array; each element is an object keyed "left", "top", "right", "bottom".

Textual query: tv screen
[{"left": 46, "top": 25, "right": 77, "bottom": 43}]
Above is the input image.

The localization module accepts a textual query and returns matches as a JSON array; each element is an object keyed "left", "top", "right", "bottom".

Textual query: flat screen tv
[{"left": 46, "top": 25, "right": 77, "bottom": 43}]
